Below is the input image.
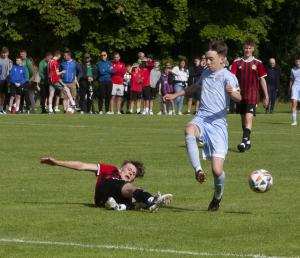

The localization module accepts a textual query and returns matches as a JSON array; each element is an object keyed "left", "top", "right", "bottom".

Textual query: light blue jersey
[
  {"left": 191, "top": 68, "right": 239, "bottom": 160},
  {"left": 290, "top": 67, "right": 300, "bottom": 86},
  {"left": 196, "top": 68, "right": 239, "bottom": 121},
  {"left": 290, "top": 67, "right": 300, "bottom": 100}
]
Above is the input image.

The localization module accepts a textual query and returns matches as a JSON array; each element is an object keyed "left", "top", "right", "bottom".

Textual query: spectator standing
[
  {"left": 0, "top": 47, "right": 13, "bottom": 114},
  {"left": 140, "top": 59, "right": 151, "bottom": 115},
  {"left": 171, "top": 60, "right": 189, "bottom": 115},
  {"left": 19, "top": 49, "right": 33, "bottom": 112},
  {"left": 38, "top": 52, "right": 53, "bottom": 113},
  {"left": 48, "top": 50, "right": 76, "bottom": 114},
  {"left": 265, "top": 58, "right": 281, "bottom": 113},
  {"left": 231, "top": 39, "right": 269, "bottom": 152},
  {"left": 28, "top": 60, "right": 40, "bottom": 112},
  {"left": 8, "top": 56, "right": 27, "bottom": 113},
  {"left": 60, "top": 50, "right": 78, "bottom": 112},
  {"left": 121, "top": 65, "right": 131, "bottom": 114},
  {"left": 78, "top": 53, "right": 98, "bottom": 114},
  {"left": 111, "top": 52, "right": 126, "bottom": 114},
  {"left": 186, "top": 57, "right": 204, "bottom": 115},
  {"left": 149, "top": 60, "right": 161, "bottom": 115},
  {"left": 129, "top": 63, "right": 142, "bottom": 114},
  {"left": 158, "top": 67, "right": 175, "bottom": 115},
  {"left": 96, "top": 51, "right": 114, "bottom": 114},
  {"left": 289, "top": 55, "right": 300, "bottom": 126}
]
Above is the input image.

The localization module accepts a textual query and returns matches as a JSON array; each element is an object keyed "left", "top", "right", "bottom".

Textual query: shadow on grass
[
  {"left": 164, "top": 205, "right": 207, "bottom": 212},
  {"left": 259, "top": 121, "right": 290, "bottom": 125},
  {"left": 224, "top": 211, "right": 252, "bottom": 215},
  {"left": 228, "top": 147, "right": 242, "bottom": 153},
  {"left": 23, "top": 201, "right": 95, "bottom": 207}
]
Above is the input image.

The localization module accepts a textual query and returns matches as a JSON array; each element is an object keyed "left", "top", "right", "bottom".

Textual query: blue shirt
[
  {"left": 196, "top": 68, "right": 239, "bottom": 122},
  {"left": 60, "top": 59, "right": 77, "bottom": 83},
  {"left": 10, "top": 65, "right": 27, "bottom": 85},
  {"left": 97, "top": 61, "right": 114, "bottom": 81},
  {"left": 290, "top": 67, "right": 300, "bottom": 87}
]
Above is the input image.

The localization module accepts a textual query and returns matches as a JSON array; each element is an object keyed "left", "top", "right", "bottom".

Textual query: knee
[
  {"left": 185, "top": 123, "right": 198, "bottom": 136},
  {"left": 212, "top": 165, "right": 223, "bottom": 177}
]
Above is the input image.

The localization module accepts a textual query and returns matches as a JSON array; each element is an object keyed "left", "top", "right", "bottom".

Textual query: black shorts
[
  {"left": 130, "top": 91, "right": 142, "bottom": 100},
  {"left": 10, "top": 84, "right": 24, "bottom": 96},
  {"left": 0, "top": 80, "right": 8, "bottom": 94},
  {"left": 94, "top": 178, "right": 132, "bottom": 208},
  {"left": 142, "top": 87, "right": 151, "bottom": 100},
  {"left": 236, "top": 103, "right": 256, "bottom": 115},
  {"left": 150, "top": 87, "right": 157, "bottom": 99}
]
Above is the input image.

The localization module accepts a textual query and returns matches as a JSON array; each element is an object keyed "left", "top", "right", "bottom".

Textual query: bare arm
[
  {"left": 225, "top": 85, "right": 241, "bottom": 103},
  {"left": 40, "top": 157, "right": 98, "bottom": 172},
  {"left": 260, "top": 77, "right": 269, "bottom": 107},
  {"left": 163, "top": 84, "right": 198, "bottom": 101},
  {"left": 289, "top": 79, "right": 293, "bottom": 96}
]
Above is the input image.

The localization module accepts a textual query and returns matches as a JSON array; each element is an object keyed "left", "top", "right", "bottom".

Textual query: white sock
[
  {"left": 147, "top": 197, "right": 154, "bottom": 204},
  {"left": 292, "top": 112, "right": 297, "bottom": 123},
  {"left": 137, "top": 108, "right": 140, "bottom": 112}
]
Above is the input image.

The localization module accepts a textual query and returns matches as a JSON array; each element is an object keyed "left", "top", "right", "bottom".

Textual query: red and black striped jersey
[{"left": 231, "top": 57, "right": 267, "bottom": 104}]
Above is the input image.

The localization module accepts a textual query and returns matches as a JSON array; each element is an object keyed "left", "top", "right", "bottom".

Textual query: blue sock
[
  {"left": 213, "top": 171, "right": 225, "bottom": 200},
  {"left": 185, "top": 134, "right": 202, "bottom": 172}
]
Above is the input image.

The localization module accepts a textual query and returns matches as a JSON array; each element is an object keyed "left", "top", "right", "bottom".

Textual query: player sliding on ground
[
  {"left": 40, "top": 157, "right": 172, "bottom": 212},
  {"left": 164, "top": 41, "right": 241, "bottom": 211}
]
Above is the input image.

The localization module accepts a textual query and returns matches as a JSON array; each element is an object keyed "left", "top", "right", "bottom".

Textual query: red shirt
[
  {"left": 141, "top": 67, "right": 150, "bottom": 87},
  {"left": 146, "top": 58, "right": 154, "bottom": 71},
  {"left": 95, "top": 163, "right": 120, "bottom": 188},
  {"left": 131, "top": 69, "right": 143, "bottom": 92},
  {"left": 111, "top": 61, "right": 126, "bottom": 84},
  {"left": 231, "top": 57, "right": 267, "bottom": 104},
  {"left": 48, "top": 59, "right": 60, "bottom": 84}
]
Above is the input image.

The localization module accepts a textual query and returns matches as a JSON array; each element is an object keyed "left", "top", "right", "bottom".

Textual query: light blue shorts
[
  {"left": 291, "top": 84, "right": 300, "bottom": 101},
  {"left": 190, "top": 116, "right": 228, "bottom": 160}
]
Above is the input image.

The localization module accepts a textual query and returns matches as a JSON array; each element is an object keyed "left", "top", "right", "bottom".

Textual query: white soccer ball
[
  {"left": 248, "top": 169, "right": 273, "bottom": 193},
  {"left": 66, "top": 107, "right": 75, "bottom": 114}
]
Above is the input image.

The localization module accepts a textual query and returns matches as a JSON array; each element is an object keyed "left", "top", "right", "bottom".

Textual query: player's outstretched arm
[
  {"left": 40, "top": 157, "right": 98, "bottom": 172},
  {"left": 163, "top": 84, "right": 198, "bottom": 101}
]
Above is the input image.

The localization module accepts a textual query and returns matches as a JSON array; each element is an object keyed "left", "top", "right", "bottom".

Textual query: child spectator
[
  {"left": 159, "top": 67, "right": 175, "bottom": 115},
  {"left": 140, "top": 59, "right": 151, "bottom": 115},
  {"left": 121, "top": 64, "right": 131, "bottom": 114},
  {"left": 8, "top": 57, "right": 27, "bottom": 113},
  {"left": 129, "top": 63, "right": 142, "bottom": 114},
  {"left": 149, "top": 60, "right": 161, "bottom": 115}
]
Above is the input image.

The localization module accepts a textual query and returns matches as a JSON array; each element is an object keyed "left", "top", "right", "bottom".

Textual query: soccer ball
[
  {"left": 248, "top": 169, "right": 273, "bottom": 193},
  {"left": 66, "top": 107, "right": 75, "bottom": 114}
]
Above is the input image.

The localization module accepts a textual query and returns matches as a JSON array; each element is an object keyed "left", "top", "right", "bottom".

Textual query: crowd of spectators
[{"left": 0, "top": 46, "right": 289, "bottom": 116}]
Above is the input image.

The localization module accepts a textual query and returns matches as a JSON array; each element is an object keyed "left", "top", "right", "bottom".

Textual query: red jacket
[
  {"left": 111, "top": 61, "right": 126, "bottom": 84},
  {"left": 141, "top": 67, "right": 150, "bottom": 87}
]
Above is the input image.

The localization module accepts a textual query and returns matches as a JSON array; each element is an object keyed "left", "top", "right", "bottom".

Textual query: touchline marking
[{"left": 0, "top": 238, "right": 298, "bottom": 258}]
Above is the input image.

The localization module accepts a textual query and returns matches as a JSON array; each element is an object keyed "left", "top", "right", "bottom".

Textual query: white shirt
[{"left": 171, "top": 66, "right": 189, "bottom": 82}]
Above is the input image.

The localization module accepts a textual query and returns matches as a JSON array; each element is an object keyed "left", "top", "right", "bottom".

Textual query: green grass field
[{"left": 0, "top": 104, "right": 299, "bottom": 258}]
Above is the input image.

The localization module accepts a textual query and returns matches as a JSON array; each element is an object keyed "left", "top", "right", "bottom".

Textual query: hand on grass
[{"left": 40, "top": 157, "right": 57, "bottom": 166}]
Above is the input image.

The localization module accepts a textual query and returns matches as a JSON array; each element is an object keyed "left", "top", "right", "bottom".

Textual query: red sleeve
[
  {"left": 231, "top": 60, "right": 238, "bottom": 75},
  {"left": 97, "top": 163, "right": 118, "bottom": 177},
  {"left": 257, "top": 62, "right": 267, "bottom": 78}
]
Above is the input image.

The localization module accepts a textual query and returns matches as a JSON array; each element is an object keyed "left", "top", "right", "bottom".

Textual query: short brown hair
[
  {"left": 243, "top": 39, "right": 255, "bottom": 47},
  {"left": 122, "top": 160, "right": 145, "bottom": 178},
  {"left": 208, "top": 41, "right": 228, "bottom": 57},
  {"left": 1, "top": 47, "right": 9, "bottom": 54}
]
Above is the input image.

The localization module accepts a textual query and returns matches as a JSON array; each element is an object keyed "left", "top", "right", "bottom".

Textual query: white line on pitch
[{"left": 0, "top": 238, "right": 297, "bottom": 258}]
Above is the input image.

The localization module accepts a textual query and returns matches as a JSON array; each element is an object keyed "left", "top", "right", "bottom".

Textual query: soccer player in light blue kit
[
  {"left": 164, "top": 41, "right": 241, "bottom": 211},
  {"left": 289, "top": 56, "right": 300, "bottom": 126}
]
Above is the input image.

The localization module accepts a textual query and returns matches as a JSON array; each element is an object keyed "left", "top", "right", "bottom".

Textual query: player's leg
[
  {"left": 121, "top": 183, "right": 172, "bottom": 212},
  {"left": 185, "top": 123, "right": 206, "bottom": 183},
  {"left": 238, "top": 105, "right": 253, "bottom": 152},
  {"left": 208, "top": 157, "right": 225, "bottom": 211},
  {"left": 63, "top": 86, "right": 75, "bottom": 107},
  {"left": 291, "top": 99, "right": 298, "bottom": 125},
  {"left": 186, "top": 97, "right": 192, "bottom": 114}
]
